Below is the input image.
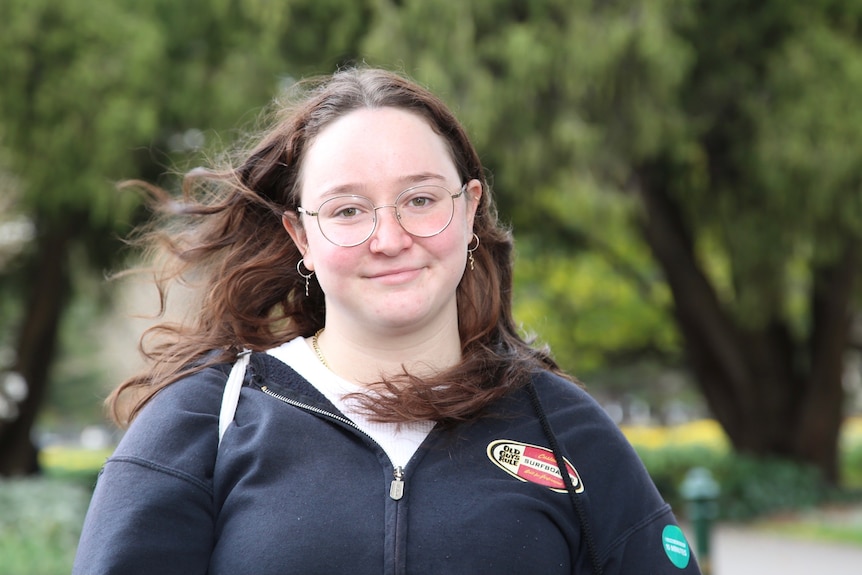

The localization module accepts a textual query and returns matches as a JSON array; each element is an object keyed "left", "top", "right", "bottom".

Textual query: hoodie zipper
[
  {"left": 260, "top": 385, "right": 360, "bottom": 429},
  {"left": 260, "top": 385, "right": 406, "bottom": 501},
  {"left": 390, "top": 466, "right": 405, "bottom": 500}
]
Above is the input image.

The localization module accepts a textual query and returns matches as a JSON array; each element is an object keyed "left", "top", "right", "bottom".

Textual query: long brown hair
[{"left": 108, "top": 67, "right": 573, "bottom": 427}]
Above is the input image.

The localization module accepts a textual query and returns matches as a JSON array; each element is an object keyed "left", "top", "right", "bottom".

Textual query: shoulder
[
  {"left": 110, "top": 363, "right": 231, "bottom": 476},
  {"left": 527, "top": 371, "right": 683, "bottom": 566},
  {"left": 530, "top": 370, "right": 591, "bottom": 398},
  {"left": 527, "top": 369, "right": 639, "bottom": 464},
  {"left": 139, "top": 363, "right": 230, "bottom": 429},
  {"left": 529, "top": 370, "right": 614, "bottom": 425}
]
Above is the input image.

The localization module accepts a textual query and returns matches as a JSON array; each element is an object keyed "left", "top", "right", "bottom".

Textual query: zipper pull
[{"left": 389, "top": 466, "right": 405, "bottom": 500}]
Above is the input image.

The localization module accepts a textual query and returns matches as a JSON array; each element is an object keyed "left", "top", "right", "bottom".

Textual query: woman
[{"left": 74, "top": 67, "right": 700, "bottom": 574}]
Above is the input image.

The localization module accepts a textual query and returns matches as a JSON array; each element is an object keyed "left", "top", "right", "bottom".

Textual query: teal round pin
[{"left": 661, "top": 525, "right": 691, "bottom": 569}]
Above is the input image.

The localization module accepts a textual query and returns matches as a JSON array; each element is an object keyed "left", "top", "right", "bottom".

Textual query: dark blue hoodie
[{"left": 73, "top": 352, "right": 700, "bottom": 574}]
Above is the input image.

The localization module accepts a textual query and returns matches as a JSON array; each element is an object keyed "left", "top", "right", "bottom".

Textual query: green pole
[{"left": 680, "top": 467, "right": 720, "bottom": 574}]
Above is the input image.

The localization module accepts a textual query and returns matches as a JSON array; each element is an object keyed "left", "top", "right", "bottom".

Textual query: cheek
[
  {"left": 430, "top": 228, "right": 470, "bottom": 266},
  {"left": 306, "top": 244, "right": 354, "bottom": 283},
  {"left": 301, "top": 230, "right": 336, "bottom": 271},
  {"left": 448, "top": 216, "right": 473, "bottom": 250}
]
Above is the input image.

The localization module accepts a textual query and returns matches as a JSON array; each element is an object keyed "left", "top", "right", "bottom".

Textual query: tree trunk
[
  {"left": 635, "top": 177, "right": 854, "bottom": 484},
  {"left": 796, "top": 247, "right": 859, "bottom": 482},
  {"left": 0, "top": 224, "right": 71, "bottom": 476}
]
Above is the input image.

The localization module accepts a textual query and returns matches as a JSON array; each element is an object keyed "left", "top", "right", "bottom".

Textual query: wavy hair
[{"left": 108, "top": 67, "right": 573, "bottom": 427}]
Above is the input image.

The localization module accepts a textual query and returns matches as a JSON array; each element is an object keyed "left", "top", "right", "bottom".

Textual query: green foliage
[
  {"left": 509, "top": 174, "right": 680, "bottom": 374},
  {"left": 638, "top": 445, "right": 862, "bottom": 522},
  {"left": 514, "top": 234, "right": 678, "bottom": 375},
  {"left": 0, "top": 478, "right": 91, "bottom": 575},
  {"left": 714, "top": 455, "right": 827, "bottom": 521},
  {"left": 41, "top": 290, "right": 116, "bottom": 425},
  {"left": 664, "top": 1, "right": 862, "bottom": 327},
  {"left": 40, "top": 446, "right": 108, "bottom": 489},
  {"left": 754, "top": 21, "right": 862, "bottom": 245},
  {"left": 843, "top": 429, "right": 862, "bottom": 490},
  {"left": 637, "top": 445, "right": 716, "bottom": 515},
  {"left": 0, "top": 0, "right": 161, "bottom": 223}
]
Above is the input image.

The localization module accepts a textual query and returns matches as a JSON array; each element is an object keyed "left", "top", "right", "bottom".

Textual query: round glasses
[{"left": 297, "top": 183, "right": 466, "bottom": 247}]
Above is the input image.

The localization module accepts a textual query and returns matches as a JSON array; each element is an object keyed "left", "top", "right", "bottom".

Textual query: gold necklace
[{"left": 312, "top": 328, "right": 330, "bottom": 369}]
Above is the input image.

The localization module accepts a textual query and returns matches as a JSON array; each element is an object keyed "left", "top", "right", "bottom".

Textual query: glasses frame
[{"left": 297, "top": 183, "right": 467, "bottom": 247}]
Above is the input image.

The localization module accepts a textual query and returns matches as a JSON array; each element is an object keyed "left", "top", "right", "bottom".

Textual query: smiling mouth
[{"left": 367, "top": 268, "right": 423, "bottom": 282}]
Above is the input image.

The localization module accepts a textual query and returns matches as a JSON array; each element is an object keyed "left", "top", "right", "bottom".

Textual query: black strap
[{"left": 527, "top": 380, "right": 603, "bottom": 575}]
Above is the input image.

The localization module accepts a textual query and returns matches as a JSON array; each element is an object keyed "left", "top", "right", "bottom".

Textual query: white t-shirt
[{"left": 267, "top": 337, "right": 434, "bottom": 469}]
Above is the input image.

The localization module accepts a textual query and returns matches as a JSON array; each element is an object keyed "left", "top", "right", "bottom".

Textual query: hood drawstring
[{"left": 527, "top": 380, "right": 604, "bottom": 575}]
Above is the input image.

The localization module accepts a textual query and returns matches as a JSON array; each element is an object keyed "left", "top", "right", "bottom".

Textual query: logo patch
[
  {"left": 487, "top": 440, "right": 584, "bottom": 493},
  {"left": 661, "top": 525, "right": 691, "bottom": 569}
]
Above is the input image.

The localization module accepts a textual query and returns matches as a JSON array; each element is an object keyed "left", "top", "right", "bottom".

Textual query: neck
[{"left": 313, "top": 320, "right": 462, "bottom": 385}]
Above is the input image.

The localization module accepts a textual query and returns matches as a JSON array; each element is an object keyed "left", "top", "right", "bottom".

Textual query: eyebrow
[
  {"left": 397, "top": 172, "right": 448, "bottom": 186},
  {"left": 318, "top": 172, "right": 450, "bottom": 199}
]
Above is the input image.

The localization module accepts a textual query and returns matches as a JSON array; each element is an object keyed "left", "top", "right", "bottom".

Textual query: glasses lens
[
  {"left": 317, "top": 195, "right": 376, "bottom": 246},
  {"left": 396, "top": 185, "right": 455, "bottom": 237}
]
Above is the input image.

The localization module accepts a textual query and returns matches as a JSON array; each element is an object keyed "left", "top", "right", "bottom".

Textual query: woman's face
[{"left": 284, "top": 107, "right": 482, "bottom": 337}]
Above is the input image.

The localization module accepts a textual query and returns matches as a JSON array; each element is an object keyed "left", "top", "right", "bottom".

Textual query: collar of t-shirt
[{"left": 266, "top": 337, "right": 434, "bottom": 469}]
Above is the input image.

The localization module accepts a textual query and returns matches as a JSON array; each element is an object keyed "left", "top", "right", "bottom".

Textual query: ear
[
  {"left": 465, "top": 179, "right": 483, "bottom": 232},
  {"left": 283, "top": 211, "right": 309, "bottom": 256}
]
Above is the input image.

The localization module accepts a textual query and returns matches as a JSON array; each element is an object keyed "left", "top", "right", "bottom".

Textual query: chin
[{"left": 369, "top": 305, "right": 442, "bottom": 331}]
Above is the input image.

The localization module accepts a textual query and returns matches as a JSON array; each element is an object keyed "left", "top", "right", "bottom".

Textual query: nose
[{"left": 369, "top": 205, "right": 412, "bottom": 254}]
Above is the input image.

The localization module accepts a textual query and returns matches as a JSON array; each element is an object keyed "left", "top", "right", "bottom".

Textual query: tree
[
  {"left": 359, "top": 0, "right": 862, "bottom": 482},
  {"left": 627, "top": 0, "right": 862, "bottom": 484},
  {"left": 0, "top": 0, "right": 372, "bottom": 475},
  {"left": 0, "top": 0, "right": 162, "bottom": 475}
]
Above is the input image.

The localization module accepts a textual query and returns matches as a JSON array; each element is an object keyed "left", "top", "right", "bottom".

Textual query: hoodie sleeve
[
  {"left": 599, "top": 505, "right": 701, "bottom": 574},
  {"left": 72, "top": 367, "right": 227, "bottom": 575},
  {"left": 534, "top": 373, "right": 702, "bottom": 574}
]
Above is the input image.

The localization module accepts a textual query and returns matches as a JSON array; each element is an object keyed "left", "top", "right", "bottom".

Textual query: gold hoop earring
[
  {"left": 296, "top": 259, "right": 314, "bottom": 296},
  {"left": 467, "top": 233, "right": 480, "bottom": 271}
]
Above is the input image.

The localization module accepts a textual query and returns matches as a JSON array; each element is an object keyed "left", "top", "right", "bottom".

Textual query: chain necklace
[{"left": 312, "top": 328, "right": 330, "bottom": 369}]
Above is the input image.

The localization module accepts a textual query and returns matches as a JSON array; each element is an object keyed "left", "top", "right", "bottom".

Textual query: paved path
[{"left": 687, "top": 524, "right": 862, "bottom": 574}]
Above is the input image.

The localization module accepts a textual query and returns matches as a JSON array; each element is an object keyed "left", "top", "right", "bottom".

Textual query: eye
[
  {"left": 399, "top": 186, "right": 446, "bottom": 211},
  {"left": 320, "top": 196, "right": 372, "bottom": 220},
  {"left": 336, "top": 206, "right": 359, "bottom": 218},
  {"left": 408, "top": 196, "right": 431, "bottom": 208}
]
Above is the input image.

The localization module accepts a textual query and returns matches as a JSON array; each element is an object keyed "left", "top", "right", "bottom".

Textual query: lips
[{"left": 366, "top": 267, "right": 423, "bottom": 283}]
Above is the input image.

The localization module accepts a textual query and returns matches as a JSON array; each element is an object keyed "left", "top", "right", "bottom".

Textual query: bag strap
[{"left": 218, "top": 349, "right": 251, "bottom": 445}]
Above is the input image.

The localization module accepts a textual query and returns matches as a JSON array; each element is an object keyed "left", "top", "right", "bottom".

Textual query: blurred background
[{"left": 1, "top": 0, "right": 862, "bottom": 573}]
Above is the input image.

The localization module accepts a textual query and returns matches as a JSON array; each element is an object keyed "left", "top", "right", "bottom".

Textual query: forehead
[{"left": 298, "top": 107, "right": 459, "bottom": 201}]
